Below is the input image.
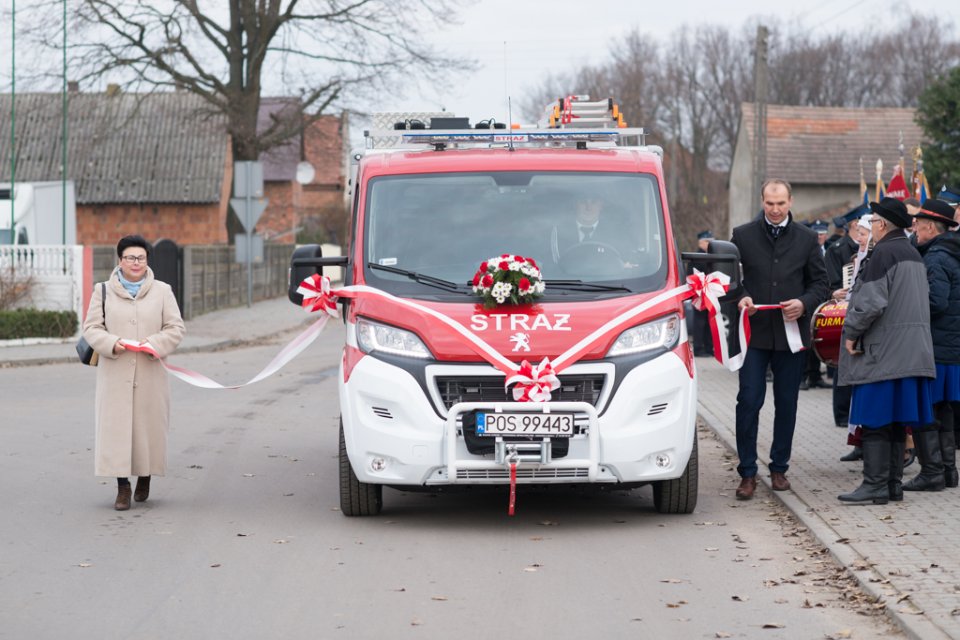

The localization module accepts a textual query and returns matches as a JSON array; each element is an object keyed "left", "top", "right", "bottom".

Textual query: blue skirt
[
  {"left": 850, "top": 377, "right": 934, "bottom": 428},
  {"left": 931, "top": 363, "right": 960, "bottom": 404}
]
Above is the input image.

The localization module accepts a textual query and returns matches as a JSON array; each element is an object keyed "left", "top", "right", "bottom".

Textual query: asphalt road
[{"left": 0, "top": 331, "right": 904, "bottom": 639}]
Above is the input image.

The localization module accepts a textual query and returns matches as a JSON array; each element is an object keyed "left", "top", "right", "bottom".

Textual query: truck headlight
[
  {"left": 356, "top": 318, "right": 432, "bottom": 359},
  {"left": 606, "top": 313, "right": 681, "bottom": 356}
]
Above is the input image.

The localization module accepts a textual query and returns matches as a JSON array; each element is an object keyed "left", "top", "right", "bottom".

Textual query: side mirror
[
  {"left": 681, "top": 239, "right": 743, "bottom": 302},
  {"left": 288, "top": 244, "right": 349, "bottom": 306}
]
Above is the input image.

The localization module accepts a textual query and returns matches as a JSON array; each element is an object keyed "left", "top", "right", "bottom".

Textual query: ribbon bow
[
  {"left": 686, "top": 269, "right": 730, "bottom": 313},
  {"left": 505, "top": 358, "right": 561, "bottom": 403},
  {"left": 297, "top": 274, "right": 340, "bottom": 317}
]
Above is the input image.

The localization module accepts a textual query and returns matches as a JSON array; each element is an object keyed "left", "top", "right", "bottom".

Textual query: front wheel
[
  {"left": 339, "top": 419, "right": 383, "bottom": 516},
  {"left": 652, "top": 435, "right": 699, "bottom": 514}
]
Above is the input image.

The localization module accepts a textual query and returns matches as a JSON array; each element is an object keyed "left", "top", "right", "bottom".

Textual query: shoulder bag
[{"left": 76, "top": 282, "right": 107, "bottom": 366}]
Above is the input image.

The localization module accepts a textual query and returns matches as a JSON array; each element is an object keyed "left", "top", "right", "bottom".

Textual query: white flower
[
  {"left": 508, "top": 261, "right": 523, "bottom": 271},
  {"left": 533, "top": 281, "right": 546, "bottom": 294},
  {"left": 491, "top": 281, "right": 513, "bottom": 298}
]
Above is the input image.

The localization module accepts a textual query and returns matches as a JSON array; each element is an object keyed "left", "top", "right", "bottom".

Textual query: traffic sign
[{"left": 230, "top": 197, "right": 268, "bottom": 233}]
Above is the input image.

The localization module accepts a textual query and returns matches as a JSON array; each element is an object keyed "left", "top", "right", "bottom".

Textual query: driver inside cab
[{"left": 549, "top": 195, "right": 636, "bottom": 269}]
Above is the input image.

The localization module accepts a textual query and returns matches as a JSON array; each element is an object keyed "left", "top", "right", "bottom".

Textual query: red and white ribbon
[
  {"left": 297, "top": 273, "right": 340, "bottom": 317},
  {"left": 504, "top": 358, "right": 561, "bottom": 402},
  {"left": 685, "top": 269, "right": 803, "bottom": 371},
  {"left": 136, "top": 268, "right": 801, "bottom": 391}
]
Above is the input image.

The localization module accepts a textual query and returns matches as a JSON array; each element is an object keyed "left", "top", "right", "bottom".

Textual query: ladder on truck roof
[{"left": 363, "top": 95, "right": 658, "bottom": 153}]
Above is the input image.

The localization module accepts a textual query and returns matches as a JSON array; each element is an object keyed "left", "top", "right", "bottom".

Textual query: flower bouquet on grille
[{"left": 471, "top": 254, "right": 546, "bottom": 308}]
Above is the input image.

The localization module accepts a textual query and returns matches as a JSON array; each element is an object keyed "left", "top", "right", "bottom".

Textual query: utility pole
[{"left": 751, "top": 25, "right": 769, "bottom": 217}]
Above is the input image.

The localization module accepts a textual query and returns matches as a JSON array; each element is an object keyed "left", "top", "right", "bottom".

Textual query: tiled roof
[
  {"left": 740, "top": 104, "right": 926, "bottom": 185},
  {"left": 0, "top": 92, "right": 228, "bottom": 203}
]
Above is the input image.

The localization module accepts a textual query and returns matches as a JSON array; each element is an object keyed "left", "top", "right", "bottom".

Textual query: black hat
[
  {"left": 833, "top": 203, "right": 870, "bottom": 229},
  {"left": 869, "top": 197, "right": 913, "bottom": 228},
  {"left": 939, "top": 185, "right": 960, "bottom": 206},
  {"left": 696, "top": 229, "right": 714, "bottom": 240},
  {"left": 914, "top": 199, "right": 959, "bottom": 228}
]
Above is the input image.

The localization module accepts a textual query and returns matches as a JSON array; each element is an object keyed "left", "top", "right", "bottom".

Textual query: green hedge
[{"left": 0, "top": 309, "right": 78, "bottom": 340}]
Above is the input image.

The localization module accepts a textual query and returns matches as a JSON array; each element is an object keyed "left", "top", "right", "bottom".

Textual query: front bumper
[{"left": 339, "top": 350, "right": 697, "bottom": 486}]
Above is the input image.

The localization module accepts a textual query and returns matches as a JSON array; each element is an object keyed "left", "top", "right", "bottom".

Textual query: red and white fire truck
[{"left": 289, "top": 96, "right": 741, "bottom": 516}]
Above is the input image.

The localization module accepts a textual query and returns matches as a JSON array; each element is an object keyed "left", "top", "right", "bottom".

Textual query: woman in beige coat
[{"left": 82, "top": 236, "right": 185, "bottom": 510}]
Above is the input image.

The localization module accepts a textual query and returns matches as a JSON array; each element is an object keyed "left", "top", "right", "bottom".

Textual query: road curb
[{"left": 698, "top": 402, "right": 953, "bottom": 640}]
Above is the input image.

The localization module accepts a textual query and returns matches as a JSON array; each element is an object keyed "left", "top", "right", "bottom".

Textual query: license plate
[{"left": 475, "top": 412, "right": 575, "bottom": 438}]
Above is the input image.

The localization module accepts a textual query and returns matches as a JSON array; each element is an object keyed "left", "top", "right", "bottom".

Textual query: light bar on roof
[{"left": 368, "top": 127, "right": 647, "bottom": 146}]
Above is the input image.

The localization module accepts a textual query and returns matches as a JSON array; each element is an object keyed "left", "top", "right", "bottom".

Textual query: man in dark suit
[
  {"left": 550, "top": 195, "right": 633, "bottom": 268},
  {"left": 731, "top": 179, "right": 829, "bottom": 499}
]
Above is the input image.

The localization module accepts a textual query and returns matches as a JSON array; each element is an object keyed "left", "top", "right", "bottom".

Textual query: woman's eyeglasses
[{"left": 121, "top": 255, "right": 148, "bottom": 264}]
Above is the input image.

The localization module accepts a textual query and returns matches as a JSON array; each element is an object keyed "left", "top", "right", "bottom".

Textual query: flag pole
[{"left": 875, "top": 158, "right": 883, "bottom": 202}]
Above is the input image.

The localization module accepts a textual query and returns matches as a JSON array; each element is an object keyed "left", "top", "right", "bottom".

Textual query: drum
[{"left": 811, "top": 299, "right": 847, "bottom": 367}]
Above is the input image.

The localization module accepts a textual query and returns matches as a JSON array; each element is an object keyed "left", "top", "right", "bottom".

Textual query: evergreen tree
[{"left": 916, "top": 66, "right": 960, "bottom": 188}]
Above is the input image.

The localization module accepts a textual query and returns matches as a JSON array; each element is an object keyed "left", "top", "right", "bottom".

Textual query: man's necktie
[
  {"left": 768, "top": 224, "right": 782, "bottom": 239},
  {"left": 580, "top": 225, "right": 594, "bottom": 241}
]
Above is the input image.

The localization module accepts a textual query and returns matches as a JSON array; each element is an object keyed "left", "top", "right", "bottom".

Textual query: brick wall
[
  {"left": 77, "top": 202, "right": 229, "bottom": 245},
  {"left": 256, "top": 113, "right": 348, "bottom": 244}
]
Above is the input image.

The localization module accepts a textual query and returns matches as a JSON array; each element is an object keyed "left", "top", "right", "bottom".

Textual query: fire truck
[{"left": 289, "top": 96, "right": 741, "bottom": 516}]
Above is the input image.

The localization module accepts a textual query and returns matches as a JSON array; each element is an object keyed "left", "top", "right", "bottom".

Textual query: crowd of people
[{"left": 711, "top": 180, "right": 960, "bottom": 504}]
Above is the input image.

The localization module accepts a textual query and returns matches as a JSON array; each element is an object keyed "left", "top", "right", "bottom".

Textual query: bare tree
[{"left": 16, "top": 0, "right": 471, "bottom": 160}]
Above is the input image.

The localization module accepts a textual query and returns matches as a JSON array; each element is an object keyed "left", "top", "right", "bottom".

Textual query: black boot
[
  {"left": 903, "top": 427, "right": 946, "bottom": 492},
  {"left": 840, "top": 446, "right": 862, "bottom": 462},
  {"left": 888, "top": 438, "right": 904, "bottom": 502},
  {"left": 937, "top": 404, "right": 958, "bottom": 488},
  {"left": 839, "top": 427, "right": 891, "bottom": 505}
]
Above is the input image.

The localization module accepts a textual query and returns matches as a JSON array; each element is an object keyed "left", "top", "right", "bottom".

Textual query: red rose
[
  {"left": 518, "top": 277, "right": 531, "bottom": 292},
  {"left": 479, "top": 261, "right": 488, "bottom": 272},
  {"left": 501, "top": 254, "right": 510, "bottom": 258},
  {"left": 498, "top": 261, "right": 510, "bottom": 271},
  {"left": 472, "top": 273, "right": 481, "bottom": 286},
  {"left": 515, "top": 255, "right": 525, "bottom": 263},
  {"left": 527, "top": 257, "right": 538, "bottom": 267},
  {"left": 481, "top": 274, "right": 494, "bottom": 287}
]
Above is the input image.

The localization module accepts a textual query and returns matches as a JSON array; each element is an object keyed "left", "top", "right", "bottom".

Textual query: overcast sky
[{"left": 366, "top": 0, "right": 960, "bottom": 127}]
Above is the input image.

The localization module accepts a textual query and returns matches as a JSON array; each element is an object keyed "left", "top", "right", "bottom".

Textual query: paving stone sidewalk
[{"left": 697, "top": 357, "right": 960, "bottom": 640}]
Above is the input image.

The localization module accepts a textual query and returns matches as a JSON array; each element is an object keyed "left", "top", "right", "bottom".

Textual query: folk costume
[
  {"left": 907, "top": 199, "right": 960, "bottom": 490},
  {"left": 838, "top": 198, "right": 935, "bottom": 504}
]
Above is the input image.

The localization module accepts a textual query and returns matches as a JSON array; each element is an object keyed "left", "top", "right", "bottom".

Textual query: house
[
  {"left": 254, "top": 98, "right": 350, "bottom": 245},
  {"left": 729, "top": 104, "right": 925, "bottom": 231},
  {"left": 0, "top": 90, "right": 348, "bottom": 246}
]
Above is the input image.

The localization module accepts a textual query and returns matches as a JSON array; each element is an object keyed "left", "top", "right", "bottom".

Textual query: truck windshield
[{"left": 364, "top": 171, "right": 668, "bottom": 297}]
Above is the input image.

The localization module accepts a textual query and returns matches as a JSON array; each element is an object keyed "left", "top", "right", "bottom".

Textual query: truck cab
[{"left": 289, "top": 97, "right": 739, "bottom": 516}]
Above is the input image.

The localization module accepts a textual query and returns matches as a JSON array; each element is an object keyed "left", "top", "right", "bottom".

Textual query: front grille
[
  {"left": 436, "top": 374, "right": 605, "bottom": 410},
  {"left": 457, "top": 468, "right": 590, "bottom": 480}
]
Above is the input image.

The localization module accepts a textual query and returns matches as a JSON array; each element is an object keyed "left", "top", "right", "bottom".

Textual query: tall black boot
[
  {"left": 840, "top": 446, "right": 862, "bottom": 462},
  {"left": 888, "top": 437, "right": 904, "bottom": 501},
  {"left": 839, "top": 427, "right": 891, "bottom": 505},
  {"left": 938, "top": 403, "right": 958, "bottom": 488},
  {"left": 903, "top": 426, "right": 945, "bottom": 492}
]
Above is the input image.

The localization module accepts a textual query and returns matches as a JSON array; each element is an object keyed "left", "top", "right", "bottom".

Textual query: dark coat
[
  {"left": 838, "top": 231, "right": 935, "bottom": 385},
  {"left": 731, "top": 213, "right": 829, "bottom": 350},
  {"left": 824, "top": 234, "right": 858, "bottom": 290},
  {"left": 918, "top": 231, "right": 960, "bottom": 364}
]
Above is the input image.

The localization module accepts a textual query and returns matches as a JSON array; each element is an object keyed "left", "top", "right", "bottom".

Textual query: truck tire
[
  {"left": 652, "top": 436, "right": 698, "bottom": 514},
  {"left": 339, "top": 420, "right": 383, "bottom": 516}
]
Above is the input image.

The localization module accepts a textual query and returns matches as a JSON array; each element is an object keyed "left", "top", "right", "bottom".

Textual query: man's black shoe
[{"left": 799, "top": 379, "right": 810, "bottom": 391}]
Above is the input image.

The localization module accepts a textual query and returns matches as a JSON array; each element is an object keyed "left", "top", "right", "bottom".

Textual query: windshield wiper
[
  {"left": 368, "top": 263, "right": 466, "bottom": 292},
  {"left": 544, "top": 279, "right": 633, "bottom": 292}
]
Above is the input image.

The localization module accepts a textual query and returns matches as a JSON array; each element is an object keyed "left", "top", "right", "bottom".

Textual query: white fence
[{"left": 0, "top": 245, "right": 84, "bottom": 332}]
